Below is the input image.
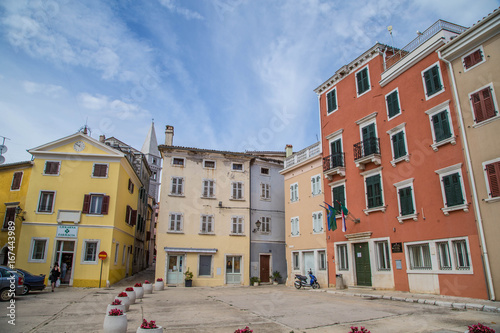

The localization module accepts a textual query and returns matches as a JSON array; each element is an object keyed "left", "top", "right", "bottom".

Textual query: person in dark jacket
[{"left": 49, "top": 263, "right": 61, "bottom": 292}]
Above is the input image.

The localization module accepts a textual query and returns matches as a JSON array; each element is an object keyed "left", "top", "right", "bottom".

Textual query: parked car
[
  {"left": 0, "top": 265, "right": 24, "bottom": 301},
  {"left": 16, "top": 268, "right": 46, "bottom": 295}
]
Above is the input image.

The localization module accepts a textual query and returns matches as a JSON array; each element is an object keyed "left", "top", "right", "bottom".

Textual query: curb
[{"left": 319, "top": 289, "right": 500, "bottom": 313}]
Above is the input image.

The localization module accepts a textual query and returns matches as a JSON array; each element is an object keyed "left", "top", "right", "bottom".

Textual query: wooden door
[
  {"left": 260, "top": 255, "right": 270, "bottom": 283},
  {"left": 354, "top": 243, "right": 372, "bottom": 286}
]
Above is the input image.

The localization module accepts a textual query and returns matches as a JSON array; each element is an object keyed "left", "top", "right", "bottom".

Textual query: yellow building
[
  {"left": 16, "top": 131, "right": 142, "bottom": 287},
  {"left": 280, "top": 142, "right": 328, "bottom": 287},
  {"left": 0, "top": 161, "right": 33, "bottom": 265},
  {"left": 439, "top": 9, "right": 500, "bottom": 300}
]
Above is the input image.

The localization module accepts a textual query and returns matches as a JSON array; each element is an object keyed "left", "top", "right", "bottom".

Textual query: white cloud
[
  {"left": 159, "top": 0, "right": 204, "bottom": 20},
  {"left": 23, "top": 81, "right": 66, "bottom": 98},
  {"left": 77, "top": 92, "right": 150, "bottom": 120}
]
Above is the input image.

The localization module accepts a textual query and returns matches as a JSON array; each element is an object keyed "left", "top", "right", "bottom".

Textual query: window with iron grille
[
  {"left": 408, "top": 244, "right": 432, "bottom": 270},
  {"left": 202, "top": 179, "right": 215, "bottom": 198},
  {"left": 171, "top": 177, "right": 184, "bottom": 195},
  {"left": 231, "top": 216, "right": 244, "bottom": 234},
  {"left": 423, "top": 64, "right": 443, "bottom": 97},
  {"left": 326, "top": 88, "right": 337, "bottom": 114},
  {"left": 292, "top": 252, "right": 300, "bottom": 270},
  {"left": 453, "top": 240, "right": 470, "bottom": 270},
  {"left": 463, "top": 48, "right": 484, "bottom": 70},
  {"left": 44, "top": 161, "right": 60, "bottom": 175},
  {"left": 386, "top": 89, "right": 401, "bottom": 119},
  {"left": 356, "top": 67, "right": 370, "bottom": 96},
  {"left": 442, "top": 173, "right": 464, "bottom": 207},
  {"left": 437, "top": 242, "right": 452, "bottom": 270},
  {"left": 200, "top": 215, "right": 214, "bottom": 234},
  {"left": 318, "top": 251, "right": 326, "bottom": 270},
  {"left": 485, "top": 161, "right": 500, "bottom": 198},
  {"left": 11, "top": 172, "right": 23, "bottom": 190},
  {"left": 337, "top": 244, "right": 348, "bottom": 270},
  {"left": 169, "top": 213, "right": 183, "bottom": 232},
  {"left": 231, "top": 182, "right": 243, "bottom": 199},
  {"left": 261, "top": 216, "right": 270, "bottom": 233},
  {"left": 470, "top": 86, "right": 497, "bottom": 124},
  {"left": 261, "top": 183, "right": 270, "bottom": 200},
  {"left": 92, "top": 164, "right": 108, "bottom": 177},
  {"left": 366, "top": 174, "right": 383, "bottom": 208},
  {"left": 376, "top": 241, "right": 391, "bottom": 270},
  {"left": 38, "top": 191, "right": 55, "bottom": 213}
]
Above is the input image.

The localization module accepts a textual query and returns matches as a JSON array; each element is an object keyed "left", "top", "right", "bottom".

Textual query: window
[
  {"left": 422, "top": 63, "right": 443, "bottom": 98},
  {"left": 386, "top": 89, "right": 401, "bottom": 119},
  {"left": 312, "top": 211, "right": 323, "bottom": 233},
  {"left": 292, "top": 252, "right": 300, "bottom": 270},
  {"left": 92, "top": 164, "right": 108, "bottom": 177},
  {"left": 290, "top": 183, "right": 299, "bottom": 202},
  {"left": 392, "top": 130, "right": 407, "bottom": 160},
  {"left": 261, "top": 183, "right": 271, "bottom": 200},
  {"left": 463, "top": 47, "right": 484, "bottom": 70},
  {"left": 318, "top": 251, "right": 326, "bottom": 270},
  {"left": 291, "top": 217, "right": 299, "bottom": 236},
  {"left": 366, "top": 174, "right": 383, "bottom": 209},
  {"left": 125, "top": 205, "right": 137, "bottom": 225},
  {"left": 332, "top": 184, "right": 345, "bottom": 214},
  {"left": 29, "top": 238, "right": 48, "bottom": 262},
  {"left": 261, "top": 216, "right": 270, "bottom": 233},
  {"left": 437, "top": 242, "right": 452, "bottom": 270},
  {"left": 44, "top": 161, "right": 60, "bottom": 175},
  {"left": 128, "top": 179, "right": 134, "bottom": 193},
  {"left": 408, "top": 244, "right": 432, "bottom": 270},
  {"left": 232, "top": 163, "right": 243, "bottom": 171},
  {"left": 231, "top": 216, "right": 244, "bottom": 234},
  {"left": 326, "top": 88, "right": 337, "bottom": 114},
  {"left": 169, "top": 213, "right": 183, "bottom": 232},
  {"left": 261, "top": 167, "right": 269, "bottom": 175},
  {"left": 453, "top": 240, "right": 470, "bottom": 270},
  {"left": 37, "top": 191, "right": 55, "bottom": 213},
  {"left": 394, "top": 178, "right": 416, "bottom": 222},
  {"left": 200, "top": 215, "right": 214, "bottom": 234},
  {"left": 470, "top": 86, "right": 498, "bottom": 124},
  {"left": 83, "top": 241, "right": 99, "bottom": 263},
  {"left": 337, "top": 244, "right": 348, "bottom": 270},
  {"left": 356, "top": 66, "right": 370, "bottom": 96},
  {"left": 199, "top": 255, "right": 212, "bottom": 276},
  {"left": 11, "top": 172, "right": 23, "bottom": 190},
  {"left": 311, "top": 175, "right": 321, "bottom": 196},
  {"left": 484, "top": 160, "right": 500, "bottom": 199},
  {"left": 172, "top": 157, "right": 185, "bottom": 166},
  {"left": 82, "top": 194, "right": 110, "bottom": 215},
  {"left": 202, "top": 179, "right": 215, "bottom": 198},
  {"left": 2, "top": 207, "right": 16, "bottom": 229},
  {"left": 376, "top": 241, "right": 391, "bottom": 270},
  {"left": 436, "top": 164, "right": 467, "bottom": 215},
  {"left": 203, "top": 160, "right": 216, "bottom": 169},
  {"left": 171, "top": 177, "right": 184, "bottom": 195},
  {"left": 425, "top": 101, "right": 456, "bottom": 151},
  {"left": 231, "top": 182, "right": 243, "bottom": 200},
  {"left": 114, "top": 243, "right": 119, "bottom": 264}
]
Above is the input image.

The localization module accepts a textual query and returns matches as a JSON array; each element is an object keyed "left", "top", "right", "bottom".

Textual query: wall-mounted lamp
[
  {"left": 252, "top": 220, "right": 261, "bottom": 233},
  {"left": 15, "top": 206, "right": 25, "bottom": 221},
  {"left": 218, "top": 201, "right": 222, "bottom": 208}
]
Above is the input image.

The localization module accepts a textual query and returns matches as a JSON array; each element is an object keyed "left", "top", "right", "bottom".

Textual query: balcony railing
[
  {"left": 323, "top": 152, "right": 345, "bottom": 172},
  {"left": 353, "top": 138, "right": 380, "bottom": 160},
  {"left": 284, "top": 142, "right": 321, "bottom": 169}
]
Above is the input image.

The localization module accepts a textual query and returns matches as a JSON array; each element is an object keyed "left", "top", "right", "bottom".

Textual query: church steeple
[{"left": 141, "top": 121, "right": 161, "bottom": 202}]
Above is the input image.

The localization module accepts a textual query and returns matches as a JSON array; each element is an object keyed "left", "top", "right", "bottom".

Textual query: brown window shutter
[
  {"left": 51, "top": 162, "right": 60, "bottom": 174},
  {"left": 125, "top": 205, "right": 131, "bottom": 223},
  {"left": 3, "top": 207, "right": 16, "bottom": 228},
  {"left": 11, "top": 172, "right": 22, "bottom": 190},
  {"left": 486, "top": 162, "right": 500, "bottom": 197},
  {"left": 82, "top": 195, "right": 91, "bottom": 214},
  {"left": 131, "top": 183, "right": 134, "bottom": 194},
  {"left": 471, "top": 92, "right": 484, "bottom": 123},
  {"left": 481, "top": 88, "right": 496, "bottom": 119},
  {"left": 131, "top": 210, "right": 137, "bottom": 226},
  {"left": 101, "top": 195, "right": 110, "bottom": 215},
  {"left": 463, "top": 55, "right": 472, "bottom": 69},
  {"left": 473, "top": 49, "right": 483, "bottom": 64}
]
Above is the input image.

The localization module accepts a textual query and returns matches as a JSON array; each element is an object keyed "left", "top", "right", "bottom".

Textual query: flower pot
[
  {"left": 143, "top": 283, "right": 153, "bottom": 294},
  {"left": 133, "top": 286, "right": 144, "bottom": 299},
  {"left": 273, "top": 281, "right": 278, "bottom": 285},
  {"left": 106, "top": 304, "right": 126, "bottom": 313},
  {"left": 125, "top": 290, "right": 136, "bottom": 304},
  {"left": 253, "top": 282, "right": 259, "bottom": 287},
  {"left": 103, "top": 313, "right": 127, "bottom": 333},
  {"left": 185, "top": 279, "right": 192, "bottom": 287},
  {"left": 116, "top": 296, "right": 130, "bottom": 311},
  {"left": 154, "top": 281, "right": 164, "bottom": 291},
  {"left": 136, "top": 326, "right": 162, "bottom": 333}
]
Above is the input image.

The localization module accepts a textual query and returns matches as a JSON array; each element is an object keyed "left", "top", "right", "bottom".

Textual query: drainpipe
[{"left": 438, "top": 50, "right": 496, "bottom": 300}]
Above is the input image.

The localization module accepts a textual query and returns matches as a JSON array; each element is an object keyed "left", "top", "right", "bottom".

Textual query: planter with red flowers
[
  {"left": 143, "top": 280, "right": 153, "bottom": 294},
  {"left": 106, "top": 299, "right": 126, "bottom": 314},
  {"left": 125, "top": 287, "right": 136, "bottom": 304},
  {"left": 116, "top": 292, "right": 130, "bottom": 311},
  {"left": 103, "top": 308, "right": 127, "bottom": 333},
  {"left": 136, "top": 319, "right": 162, "bottom": 333},
  {"left": 154, "top": 278, "right": 164, "bottom": 291},
  {"left": 133, "top": 283, "right": 144, "bottom": 299}
]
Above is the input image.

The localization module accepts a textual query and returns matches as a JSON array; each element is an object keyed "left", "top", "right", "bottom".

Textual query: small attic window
[{"left": 261, "top": 167, "right": 270, "bottom": 175}]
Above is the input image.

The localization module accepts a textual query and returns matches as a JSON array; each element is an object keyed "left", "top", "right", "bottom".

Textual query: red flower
[
  {"left": 144, "top": 280, "right": 150, "bottom": 284},
  {"left": 125, "top": 287, "right": 134, "bottom": 291},
  {"left": 140, "top": 319, "right": 158, "bottom": 329},
  {"left": 118, "top": 292, "right": 128, "bottom": 297},
  {"left": 108, "top": 309, "right": 123, "bottom": 316},
  {"left": 156, "top": 278, "right": 163, "bottom": 282},
  {"left": 111, "top": 299, "right": 122, "bottom": 305},
  {"left": 134, "top": 283, "right": 142, "bottom": 287}
]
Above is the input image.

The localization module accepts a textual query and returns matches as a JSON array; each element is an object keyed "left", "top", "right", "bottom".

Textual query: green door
[
  {"left": 354, "top": 243, "right": 372, "bottom": 286},
  {"left": 362, "top": 123, "right": 377, "bottom": 156}
]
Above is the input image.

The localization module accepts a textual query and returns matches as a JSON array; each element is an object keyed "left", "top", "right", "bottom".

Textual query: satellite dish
[
  {"left": 0, "top": 145, "right": 7, "bottom": 154},
  {"left": 387, "top": 25, "right": 393, "bottom": 32},
  {"left": 0, "top": 155, "right": 5, "bottom": 165}
]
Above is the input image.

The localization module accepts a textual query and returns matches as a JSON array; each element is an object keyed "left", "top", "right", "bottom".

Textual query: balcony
[
  {"left": 323, "top": 152, "right": 346, "bottom": 179},
  {"left": 353, "top": 138, "right": 381, "bottom": 170}
]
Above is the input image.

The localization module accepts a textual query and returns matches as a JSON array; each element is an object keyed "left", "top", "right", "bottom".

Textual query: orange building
[{"left": 316, "top": 20, "right": 489, "bottom": 299}]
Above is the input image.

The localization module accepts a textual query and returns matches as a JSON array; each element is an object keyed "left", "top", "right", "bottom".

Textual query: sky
[{"left": 1, "top": 0, "right": 499, "bottom": 164}]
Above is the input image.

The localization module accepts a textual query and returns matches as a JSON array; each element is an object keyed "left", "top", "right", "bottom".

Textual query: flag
[
  {"left": 323, "top": 202, "right": 337, "bottom": 231},
  {"left": 341, "top": 204, "right": 348, "bottom": 232}
]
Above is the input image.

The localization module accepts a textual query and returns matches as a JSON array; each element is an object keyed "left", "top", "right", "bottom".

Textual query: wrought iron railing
[
  {"left": 323, "top": 152, "right": 345, "bottom": 172},
  {"left": 353, "top": 137, "right": 380, "bottom": 160}
]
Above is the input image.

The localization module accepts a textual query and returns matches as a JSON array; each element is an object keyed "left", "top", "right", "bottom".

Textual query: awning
[{"left": 164, "top": 247, "right": 218, "bottom": 254}]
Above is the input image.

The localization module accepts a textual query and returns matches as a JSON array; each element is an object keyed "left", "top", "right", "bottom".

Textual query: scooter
[{"left": 294, "top": 269, "right": 320, "bottom": 289}]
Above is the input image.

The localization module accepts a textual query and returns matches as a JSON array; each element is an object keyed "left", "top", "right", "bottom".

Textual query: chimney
[
  {"left": 165, "top": 125, "right": 174, "bottom": 146},
  {"left": 285, "top": 144, "right": 293, "bottom": 157},
  {"left": 99, "top": 135, "right": 106, "bottom": 143}
]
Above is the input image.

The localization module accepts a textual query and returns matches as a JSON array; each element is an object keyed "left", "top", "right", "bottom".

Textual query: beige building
[
  {"left": 280, "top": 142, "right": 328, "bottom": 287},
  {"left": 439, "top": 9, "right": 500, "bottom": 300}
]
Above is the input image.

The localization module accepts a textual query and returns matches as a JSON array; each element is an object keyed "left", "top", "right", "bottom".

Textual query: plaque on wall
[{"left": 391, "top": 242, "right": 403, "bottom": 253}]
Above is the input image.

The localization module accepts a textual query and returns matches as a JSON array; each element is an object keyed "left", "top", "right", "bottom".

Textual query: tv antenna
[
  {"left": 0, "top": 136, "right": 11, "bottom": 165},
  {"left": 387, "top": 25, "right": 395, "bottom": 54}
]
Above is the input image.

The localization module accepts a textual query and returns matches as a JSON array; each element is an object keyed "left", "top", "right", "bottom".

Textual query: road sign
[{"left": 98, "top": 251, "right": 107, "bottom": 260}]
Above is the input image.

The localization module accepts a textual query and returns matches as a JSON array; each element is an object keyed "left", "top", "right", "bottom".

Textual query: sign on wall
[{"left": 56, "top": 225, "right": 78, "bottom": 238}]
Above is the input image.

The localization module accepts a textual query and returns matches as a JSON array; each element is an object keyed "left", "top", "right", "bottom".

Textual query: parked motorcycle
[{"left": 294, "top": 269, "right": 320, "bottom": 289}]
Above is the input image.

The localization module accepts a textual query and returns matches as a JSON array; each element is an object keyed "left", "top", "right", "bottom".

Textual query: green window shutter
[
  {"left": 392, "top": 131, "right": 406, "bottom": 159},
  {"left": 387, "top": 91, "right": 400, "bottom": 118},
  {"left": 366, "top": 174, "right": 382, "bottom": 208},
  {"left": 423, "top": 65, "right": 442, "bottom": 96},
  {"left": 357, "top": 68, "right": 369, "bottom": 94},
  {"left": 327, "top": 89, "right": 337, "bottom": 113},
  {"left": 399, "top": 187, "right": 414, "bottom": 215},
  {"left": 443, "top": 173, "right": 464, "bottom": 207},
  {"left": 332, "top": 185, "right": 345, "bottom": 212},
  {"left": 432, "top": 110, "right": 451, "bottom": 142}
]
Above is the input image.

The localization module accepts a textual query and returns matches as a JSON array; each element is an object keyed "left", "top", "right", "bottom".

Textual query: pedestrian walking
[{"left": 50, "top": 262, "right": 61, "bottom": 292}]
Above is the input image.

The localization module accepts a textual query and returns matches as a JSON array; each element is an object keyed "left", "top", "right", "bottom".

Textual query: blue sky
[{"left": 1, "top": 0, "right": 498, "bottom": 163}]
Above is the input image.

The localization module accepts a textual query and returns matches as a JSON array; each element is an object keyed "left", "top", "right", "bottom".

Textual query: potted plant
[
  {"left": 350, "top": 327, "right": 371, "bottom": 333},
  {"left": 116, "top": 292, "right": 130, "bottom": 311},
  {"left": 466, "top": 323, "right": 495, "bottom": 333},
  {"left": 134, "top": 282, "right": 144, "bottom": 299},
  {"left": 154, "top": 278, "right": 164, "bottom": 291},
  {"left": 234, "top": 327, "right": 253, "bottom": 333},
  {"left": 125, "top": 287, "right": 136, "bottom": 304},
  {"left": 250, "top": 276, "right": 260, "bottom": 286},
  {"left": 137, "top": 318, "right": 162, "bottom": 333},
  {"left": 106, "top": 299, "right": 126, "bottom": 314},
  {"left": 143, "top": 280, "right": 153, "bottom": 294},
  {"left": 103, "top": 308, "right": 127, "bottom": 333},
  {"left": 270, "top": 271, "right": 282, "bottom": 285},
  {"left": 184, "top": 268, "right": 193, "bottom": 287}
]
